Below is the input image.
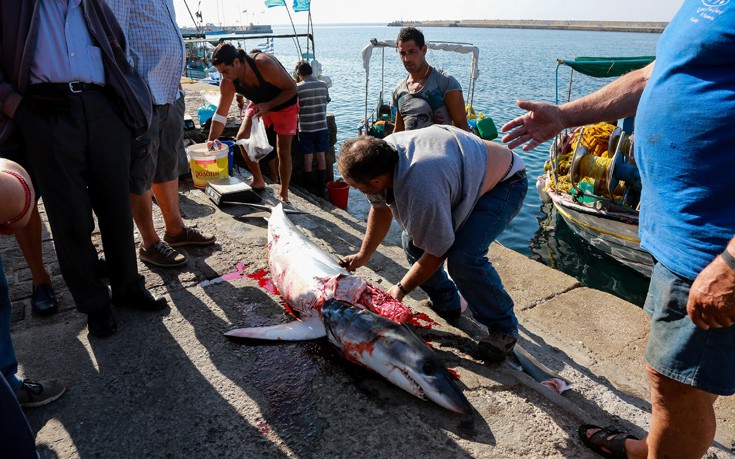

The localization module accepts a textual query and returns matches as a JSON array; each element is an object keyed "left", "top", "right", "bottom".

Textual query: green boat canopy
[{"left": 558, "top": 56, "right": 655, "bottom": 78}]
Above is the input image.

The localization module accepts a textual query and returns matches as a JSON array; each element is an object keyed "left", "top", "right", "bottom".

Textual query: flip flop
[
  {"left": 251, "top": 186, "right": 267, "bottom": 193},
  {"left": 578, "top": 424, "right": 638, "bottom": 459}
]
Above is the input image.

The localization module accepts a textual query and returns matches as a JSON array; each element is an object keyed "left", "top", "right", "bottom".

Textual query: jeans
[
  {"left": 0, "top": 256, "right": 22, "bottom": 391},
  {"left": 402, "top": 171, "right": 528, "bottom": 337}
]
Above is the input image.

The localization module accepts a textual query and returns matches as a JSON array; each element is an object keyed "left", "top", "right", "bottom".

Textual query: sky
[{"left": 173, "top": 0, "right": 685, "bottom": 28}]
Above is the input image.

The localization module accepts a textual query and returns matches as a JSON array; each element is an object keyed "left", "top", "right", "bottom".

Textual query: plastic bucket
[
  {"left": 219, "top": 140, "right": 236, "bottom": 175},
  {"left": 326, "top": 180, "right": 349, "bottom": 208},
  {"left": 187, "top": 143, "right": 229, "bottom": 188}
]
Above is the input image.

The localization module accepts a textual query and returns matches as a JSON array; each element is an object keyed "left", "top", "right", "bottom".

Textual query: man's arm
[
  {"left": 444, "top": 90, "right": 469, "bottom": 131},
  {"left": 340, "top": 206, "right": 393, "bottom": 271},
  {"left": 501, "top": 61, "right": 655, "bottom": 151},
  {"left": 208, "top": 78, "right": 237, "bottom": 142},
  {"left": 393, "top": 110, "right": 405, "bottom": 133},
  {"left": 250, "top": 54, "right": 297, "bottom": 116},
  {"left": 388, "top": 251, "right": 445, "bottom": 301},
  {"left": 687, "top": 237, "right": 735, "bottom": 330}
]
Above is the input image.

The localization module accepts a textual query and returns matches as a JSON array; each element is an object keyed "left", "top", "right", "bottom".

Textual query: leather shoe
[
  {"left": 112, "top": 288, "right": 167, "bottom": 311},
  {"left": 31, "top": 283, "right": 59, "bottom": 316},
  {"left": 88, "top": 306, "right": 117, "bottom": 338}
]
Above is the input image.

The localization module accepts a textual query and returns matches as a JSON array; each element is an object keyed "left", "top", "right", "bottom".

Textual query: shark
[{"left": 225, "top": 204, "right": 472, "bottom": 414}]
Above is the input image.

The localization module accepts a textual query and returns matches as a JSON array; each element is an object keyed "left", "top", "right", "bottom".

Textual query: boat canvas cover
[
  {"left": 558, "top": 56, "right": 655, "bottom": 78},
  {"left": 361, "top": 39, "right": 479, "bottom": 83}
]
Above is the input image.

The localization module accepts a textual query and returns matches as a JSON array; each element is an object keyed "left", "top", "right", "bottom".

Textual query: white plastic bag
[{"left": 237, "top": 116, "right": 273, "bottom": 162}]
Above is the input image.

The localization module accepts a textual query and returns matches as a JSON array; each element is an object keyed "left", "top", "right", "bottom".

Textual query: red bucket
[{"left": 326, "top": 180, "right": 349, "bottom": 208}]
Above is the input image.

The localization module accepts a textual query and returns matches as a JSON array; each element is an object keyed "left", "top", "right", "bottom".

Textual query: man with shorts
[
  {"left": 501, "top": 1, "right": 734, "bottom": 456},
  {"left": 209, "top": 44, "right": 298, "bottom": 203},
  {"left": 109, "top": 0, "right": 216, "bottom": 268},
  {"left": 392, "top": 27, "right": 468, "bottom": 133},
  {"left": 295, "top": 61, "right": 331, "bottom": 197}
]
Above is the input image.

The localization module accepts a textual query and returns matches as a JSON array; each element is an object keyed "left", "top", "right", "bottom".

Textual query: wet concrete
[{"left": 3, "top": 88, "right": 734, "bottom": 457}]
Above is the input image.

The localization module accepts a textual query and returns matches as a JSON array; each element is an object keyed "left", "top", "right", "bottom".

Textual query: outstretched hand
[
  {"left": 687, "top": 256, "right": 735, "bottom": 329},
  {"left": 501, "top": 100, "right": 566, "bottom": 151}
]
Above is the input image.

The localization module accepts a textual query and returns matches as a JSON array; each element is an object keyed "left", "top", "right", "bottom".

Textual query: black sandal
[{"left": 578, "top": 424, "right": 638, "bottom": 458}]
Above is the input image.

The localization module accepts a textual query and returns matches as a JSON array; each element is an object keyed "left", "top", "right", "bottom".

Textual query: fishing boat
[
  {"left": 536, "top": 56, "right": 655, "bottom": 277},
  {"left": 358, "top": 39, "right": 496, "bottom": 140}
]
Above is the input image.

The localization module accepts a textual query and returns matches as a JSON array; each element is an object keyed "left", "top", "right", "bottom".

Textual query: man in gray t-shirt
[
  {"left": 391, "top": 27, "right": 468, "bottom": 133},
  {"left": 337, "top": 125, "right": 527, "bottom": 362}
]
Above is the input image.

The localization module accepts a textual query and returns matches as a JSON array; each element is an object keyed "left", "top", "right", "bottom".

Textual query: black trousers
[{"left": 15, "top": 88, "right": 142, "bottom": 313}]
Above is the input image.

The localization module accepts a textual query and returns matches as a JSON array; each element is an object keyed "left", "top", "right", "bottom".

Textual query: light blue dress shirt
[{"left": 30, "top": 0, "right": 106, "bottom": 85}]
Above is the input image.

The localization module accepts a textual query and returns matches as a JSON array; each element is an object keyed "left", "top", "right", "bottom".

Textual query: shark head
[
  {"left": 374, "top": 324, "right": 473, "bottom": 415},
  {"left": 322, "top": 299, "right": 473, "bottom": 415}
]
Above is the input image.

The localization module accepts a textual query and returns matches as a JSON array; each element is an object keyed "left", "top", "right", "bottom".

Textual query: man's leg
[
  {"left": 240, "top": 147, "right": 267, "bottom": 190},
  {"left": 0, "top": 256, "right": 22, "bottom": 391},
  {"left": 13, "top": 205, "right": 52, "bottom": 288},
  {"left": 303, "top": 153, "right": 313, "bottom": 173},
  {"left": 646, "top": 365, "right": 717, "bottom": 458},
  {"left": 276, "top": 133, "right": 293, "bottom": 202}
]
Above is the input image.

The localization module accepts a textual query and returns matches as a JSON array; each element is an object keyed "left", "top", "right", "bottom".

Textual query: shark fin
[{"left": 224, "top": 318, "right": 326, "bottom": 341}]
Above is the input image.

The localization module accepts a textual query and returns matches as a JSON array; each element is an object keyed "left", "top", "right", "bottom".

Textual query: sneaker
[
  {"left": 163, "top": 226, "right": 216, "bottom": 247},
  {"left": 477, "top": 331, "right": 517, "bottom": 362},
  {"left": 139, "top": 240, "right": 187, "bottom": 267},
  {"left": 15, "top": 378, "right": 67, "bottom": 408}
]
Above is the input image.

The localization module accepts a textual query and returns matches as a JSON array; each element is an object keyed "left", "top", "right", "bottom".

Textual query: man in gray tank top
[{"left": 338, "top": 125, "right": 527, "bottom": 361}]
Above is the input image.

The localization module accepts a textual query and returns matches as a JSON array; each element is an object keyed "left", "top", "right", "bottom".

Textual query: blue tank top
[{"left": 635, "top": 0, "right": 735, "bottom": 280}]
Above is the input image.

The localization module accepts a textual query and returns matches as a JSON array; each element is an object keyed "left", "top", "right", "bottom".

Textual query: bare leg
[
  {"left": 303, "top": 153, "right": 314, "bottom": 173},
  {"left": 13, "top": 204, "right": 51, "bottom": 287},
  {"left": 315, "top": 151, "right": 326, "bottom": 171},
  {"left": 238, "top": 145, "right": 266, "bottom": 190},
  {"left": 151, "top": 179, "right": 185, "bottom": 236},
  {"left": 130, "top": 190, "right": 160, "bottom": 249},
  {"left": 276, "top": 133, "right": 293, "bottom": 202},
  {"left": 645, "top": 363, "right": 717, "bottom": 458}
]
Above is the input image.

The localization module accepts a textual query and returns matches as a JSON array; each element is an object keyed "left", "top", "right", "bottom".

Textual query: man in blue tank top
[{"left": 501, "top": 1, "right": 734, "bottom": 457}]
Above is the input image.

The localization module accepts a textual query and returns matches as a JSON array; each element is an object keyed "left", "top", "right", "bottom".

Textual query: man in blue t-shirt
[
  {"left": 501, "top": 2, "right": 734, "bottom": 457},
  {"left": 391, "top": 27, "right": 468, "bottom": 133}
]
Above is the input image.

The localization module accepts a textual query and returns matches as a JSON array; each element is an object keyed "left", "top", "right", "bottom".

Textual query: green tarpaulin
[{"left": 558, "top": 56, "right": 655, "bottom": 78}]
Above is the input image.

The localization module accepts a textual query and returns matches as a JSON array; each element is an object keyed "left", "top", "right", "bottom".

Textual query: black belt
[{"left": 28, "top": 81, "right": 104, "bottom": 96}]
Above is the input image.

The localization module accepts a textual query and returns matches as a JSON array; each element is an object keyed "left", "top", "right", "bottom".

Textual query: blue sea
[{"left": 252, "top": 23, "right": 659, "bottom": 305}]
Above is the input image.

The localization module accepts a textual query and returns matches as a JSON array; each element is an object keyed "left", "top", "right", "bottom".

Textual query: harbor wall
[{"left": 388, "top": 19, "right": 667, "bottom": 33}]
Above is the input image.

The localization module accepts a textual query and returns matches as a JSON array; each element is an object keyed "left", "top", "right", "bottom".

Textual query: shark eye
[{"left": 422, "top": 361, "right": 435, "bottom": 375}]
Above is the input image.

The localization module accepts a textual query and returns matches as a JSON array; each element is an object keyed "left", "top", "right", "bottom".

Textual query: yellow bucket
[{"left": 187, "top": 143, "right": 229, "bottom": 188}]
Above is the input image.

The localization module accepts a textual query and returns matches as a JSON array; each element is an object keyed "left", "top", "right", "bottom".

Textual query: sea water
[{"left": 256, "top": 23, "right": 658, "bottom": 305}]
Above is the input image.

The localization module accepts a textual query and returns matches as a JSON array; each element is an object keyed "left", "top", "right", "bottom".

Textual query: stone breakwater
[{"left": 388, "top": 19, "right": 667, "bottom": 33}]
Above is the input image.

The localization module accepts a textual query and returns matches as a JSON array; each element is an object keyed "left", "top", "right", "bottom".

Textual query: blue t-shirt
[{"left": 635, "top": 0, "right": 735, "bottom": 280}]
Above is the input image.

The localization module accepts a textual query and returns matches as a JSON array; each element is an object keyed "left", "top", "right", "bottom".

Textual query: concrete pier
[
  {"left": 388, "top": 19, "right": 667, "bottom": 34},
  {"left": 3, "top": 90, "right": 733, "bottom": 458}
]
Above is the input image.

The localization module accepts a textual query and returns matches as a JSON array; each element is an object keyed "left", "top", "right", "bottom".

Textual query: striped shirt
[
  {"left": 107, "top": 0, "right": 185, "bottom": 105},
  {"left": 296, "top": 76, "right": 330, "bottom": 132}
]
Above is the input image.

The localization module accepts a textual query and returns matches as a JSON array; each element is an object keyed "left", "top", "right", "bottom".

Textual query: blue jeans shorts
[
  {"left": 645, "top": 261, "right": 735, "bottom": 395},
  {"left": 297, "top": 129, "right": 329, "bottom": 154}
]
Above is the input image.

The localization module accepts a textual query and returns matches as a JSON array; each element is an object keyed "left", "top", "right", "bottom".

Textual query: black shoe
[
  {"left": 31, "top": 283, "right": 59, "bottom": 316},
  {"left": 87, "top": 306, "right": 118, "bottom": 338},
  {"left": 112, "top": 288, "right": 168, "bottom": 311}
]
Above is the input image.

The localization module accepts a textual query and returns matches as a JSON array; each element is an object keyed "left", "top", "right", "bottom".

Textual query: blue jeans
[
  {"left": 0, "top": 256, "right": 22, "bottom": 391},
  {"left": 402, "top": 171, "right": 528, "bottom": 337}
]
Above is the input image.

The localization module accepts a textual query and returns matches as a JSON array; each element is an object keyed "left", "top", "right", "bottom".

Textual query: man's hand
[
  {"left": 501, "top": 100, "right": 566, "bottom": 151},
  {"left": 387, "top": 284, "right": 405, "bottom": 302},
  {"left": 687, "top": 256, "right": 735, "bottom": 329},
  {"left": 338, "top": 252, "right": 370, "bottom": 272}
]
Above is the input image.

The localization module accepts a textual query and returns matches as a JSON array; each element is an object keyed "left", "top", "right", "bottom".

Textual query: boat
[
  {"left": 357, "top": 38, "right": 496, "bottom": 140},
  {"left": 536, "top": 56, "right": 655, "bottom": 277}
]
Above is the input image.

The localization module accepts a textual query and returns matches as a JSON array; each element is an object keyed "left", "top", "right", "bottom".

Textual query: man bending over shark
[{"left": 338, "top": 125, "right": 527, "bottom": 361}]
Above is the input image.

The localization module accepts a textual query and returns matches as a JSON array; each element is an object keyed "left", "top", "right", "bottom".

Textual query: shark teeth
[{"left": 402, "top": 368, "right": 426, "bottom": 400}]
